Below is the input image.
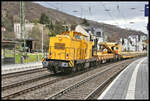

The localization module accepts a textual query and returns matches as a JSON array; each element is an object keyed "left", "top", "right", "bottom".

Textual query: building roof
[
  {"left": 15, "top": 37, "right": 38, "bottom": 41},
  {"left": 2, "top": 40, "right": 19, "bottom": 48}
]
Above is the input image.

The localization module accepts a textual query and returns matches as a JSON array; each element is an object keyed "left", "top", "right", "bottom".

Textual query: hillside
[{"left": 2, "top": 1, "right": 147, "bottom": 42}]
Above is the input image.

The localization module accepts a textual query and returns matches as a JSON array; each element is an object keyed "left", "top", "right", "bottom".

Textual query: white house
[
  {"left": 75, "top": 25, "right": 105, "bottom": 50},
  {"left": 120, "top": 34, "right": 147, "bottom": 52},
  {"left": 14, "top": 23, "right": 43, "bottom": 39}
]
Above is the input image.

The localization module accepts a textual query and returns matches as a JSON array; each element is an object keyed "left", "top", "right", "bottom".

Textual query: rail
[{"left": 45, "top": 59, "right": 132, "bottom": 100}]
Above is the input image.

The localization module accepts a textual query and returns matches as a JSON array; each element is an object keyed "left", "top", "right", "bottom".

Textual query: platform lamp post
[
  {"left": 20, "top": 1, "right": 26, "bottom": 57},
  {"left": 42, "top": 25, "right": 44, "bottom": 57},
  {"left": 41, "top": 24, "right": 46, "bottom": 57}
]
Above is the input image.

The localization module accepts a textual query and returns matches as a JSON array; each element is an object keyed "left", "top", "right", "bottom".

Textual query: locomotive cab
[{"left": 42, "top": 31, "right": 93, "bottom": 73}]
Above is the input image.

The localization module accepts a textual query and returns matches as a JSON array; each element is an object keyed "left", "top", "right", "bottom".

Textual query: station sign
[{"left": 145, "top": 4, "right": 149, "bottom": 17}]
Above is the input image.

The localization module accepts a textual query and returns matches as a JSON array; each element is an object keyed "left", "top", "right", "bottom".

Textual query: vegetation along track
[
  {"left": 45, "top": 58, "right": 136, "bottom": 100},
  {"left": 2, "top": 57, "right": 139, "bottom": 100}
]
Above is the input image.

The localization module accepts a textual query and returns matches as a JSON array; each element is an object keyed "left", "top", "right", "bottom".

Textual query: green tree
[
  {"left": 53, "top": 21, "right": 65, "bottom": 34},
  {"left": 71, "top": 24, "right": 77, "bottom": 30},
  {"left": 32, "top": 18, "right": 40, "bottom": 25},
  {"left": 2, "top": 15, "right": 14, "bottom": 34},
  {"left": 49, "top": 20, "right": 54, "bottom": 30},
  {"left": 81, "top": 18, "right": 89, "bottom": 26},
  {"left": 40, "top": 13, "right": 50, "bottom": 25}
]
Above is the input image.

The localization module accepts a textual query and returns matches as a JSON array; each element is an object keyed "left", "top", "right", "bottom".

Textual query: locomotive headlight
[
  {"left": 59, "top": 37, "right": 62, "bottom": 40},
  {"left": 66, "top": 53, "right": 69, "bottom": 59}
]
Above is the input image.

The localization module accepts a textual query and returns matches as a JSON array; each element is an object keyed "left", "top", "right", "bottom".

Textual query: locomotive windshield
[{"left": 75, "top": 35, "right": 81, "bottom": 40}]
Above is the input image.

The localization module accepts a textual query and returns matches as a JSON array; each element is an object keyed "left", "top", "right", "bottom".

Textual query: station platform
[
  {"left": 98, "top": 57, "right": 148, "bottom": 99},
  {"left": 2, "top": 62, "right": 42, "bottom": 75}
]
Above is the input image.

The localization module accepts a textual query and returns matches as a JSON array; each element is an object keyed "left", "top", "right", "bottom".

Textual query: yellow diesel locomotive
[
  {"left": 42, "top": 31, "right": 147, "bottom": 73},
  {"left": 42, "top": 31, "right": 96, "bottom": 73}
]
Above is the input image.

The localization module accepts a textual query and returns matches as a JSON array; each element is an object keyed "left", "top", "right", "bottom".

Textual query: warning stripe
[{"left": 69, "top": 60, "right": 74, "bottom": 67}]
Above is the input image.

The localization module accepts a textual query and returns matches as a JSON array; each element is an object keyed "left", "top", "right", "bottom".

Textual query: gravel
[{"left": 12, "top": 58, "right": 136, "bottom": 100}]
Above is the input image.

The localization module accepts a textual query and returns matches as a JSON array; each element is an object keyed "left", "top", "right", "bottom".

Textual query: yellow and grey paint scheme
[
  {"left": 48, "top": 31, "right": 93, "bottom": 61},
  {"left": 43, "top": 31, "right": 93, "bottom": 73},
  {"left": 69, "top": 60, "right": 74, "bottom": 67},
  {"left": 42, "top": 30, "right": 147, "bottom": 73}
]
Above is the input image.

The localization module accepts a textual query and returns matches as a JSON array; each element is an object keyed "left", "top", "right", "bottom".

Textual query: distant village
[{"left": 13, "top": 23, "right": 148, "bottom": 52}]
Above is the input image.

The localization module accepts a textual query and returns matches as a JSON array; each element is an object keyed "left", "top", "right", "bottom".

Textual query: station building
[{"left": 14, "top": 23, "right": 43, "bottom": 52}]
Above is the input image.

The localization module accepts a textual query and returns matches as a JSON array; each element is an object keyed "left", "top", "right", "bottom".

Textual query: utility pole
[
  {"left": 42, "top": 25, "right": 44, "bottom": 57},
  {"left": 81, "top": 7, "right": 83, "bottom": 19},
  {"left": 20, "top": 1, "right": 26, "bottom": 56},
  {"left": 136, "top": 35, "right": 138, "bottom": 51}
]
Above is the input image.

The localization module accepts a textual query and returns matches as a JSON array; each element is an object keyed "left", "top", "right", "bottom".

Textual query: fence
[
  {"left": 2, "top": 48, "right": 46, "bottom": 64},
  {"left": 15, "top": 52, "right": 44, "bottom": 64}
]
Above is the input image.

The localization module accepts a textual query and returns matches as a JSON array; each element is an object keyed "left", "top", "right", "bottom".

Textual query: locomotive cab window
[{"left": 75, "top": 35, "right": 81, "bottom": 40}]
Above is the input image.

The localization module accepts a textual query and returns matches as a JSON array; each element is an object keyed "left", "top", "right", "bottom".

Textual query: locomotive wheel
[
  {"left": 80, "top": 63, "right": 83, "bottom": 70},
  {"left": 98, "top": 61, "right": 101, "bottom": 65},
  {"left": 102, "top": 60, "right": 104, "bottom": 64},
  {"left": 52, "top": 66, "right": 57, "bottom": 74},
  {"left": 79, "top": 63, "right": 83, "bottom": 71},
  {"left": 96, "top": 61, "right": 98, "bottom": 66},
  {"left": 94, "top": 61, "right": 97, "bottom": 66},
  {"left": 75, "top": 64, "right": 79, "bottom": 72},
  {"left": 81, "top": 63, "right": 85, "bottom": 70},
  {"left": 72, "top": 66, "right": 77, "bottom": 72},
  {"left": 90, "top": 62, "right": 92, "bottom": 67}
]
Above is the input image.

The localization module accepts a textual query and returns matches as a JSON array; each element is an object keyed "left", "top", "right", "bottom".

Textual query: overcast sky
[{"left": 35, "top": 1, "right": 149, "bottom": 34}]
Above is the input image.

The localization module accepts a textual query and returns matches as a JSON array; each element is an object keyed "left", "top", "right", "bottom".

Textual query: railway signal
[
  {"left": 2, "top": 27, "right": 6, "bottom": 32},
  {"left": 1, "top": 27, "right": 6, "bottom": 40}
]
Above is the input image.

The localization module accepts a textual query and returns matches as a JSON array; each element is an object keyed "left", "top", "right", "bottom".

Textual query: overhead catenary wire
[
  {"left": 39, "top": 2, "right": 135, "bottom": 29},
  {"left": 101, "top": 2, "right": 120, "bottom": 26}
]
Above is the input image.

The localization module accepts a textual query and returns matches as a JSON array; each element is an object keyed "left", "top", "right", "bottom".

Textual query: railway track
[
  {"left": 2, "top": 67, "right": 47, "bottom": 79},
  {"left": 2, "top": 57, "right": 138, "bottom": 100},
  {"left": 2, "top": 58, "right": 121, "bottom": 99},
  {"left": 2, "top": 69, "right": 93, "bottom": 99},
  {"left": 45, "top": 59, "right": 134, "bottom": 100},
  {"left": 2, "top": 73, "right": 53, "bottom": 91},
  {"left": 84, "top": 69, "right": 122, "bottom": 99},
  {"left": 2, "top": 76, "right": 61, "bottom": 99}
]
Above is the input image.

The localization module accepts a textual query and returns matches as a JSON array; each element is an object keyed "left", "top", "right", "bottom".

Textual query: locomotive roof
[{"left": 61, "top": 31, "right": 88, "bottom": 37}]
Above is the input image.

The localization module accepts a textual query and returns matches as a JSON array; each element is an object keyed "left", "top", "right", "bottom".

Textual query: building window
[{"left": 96, "top": 32, "right": 101, "bottom": 37}]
